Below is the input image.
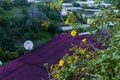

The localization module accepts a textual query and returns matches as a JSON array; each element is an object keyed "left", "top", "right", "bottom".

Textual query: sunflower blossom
[
  {"left": 86, "top": 54, "right": 90, "bottom": 58},
  {"left": 81, "top": 67, "right": 85, "bottom": 71},
  {"left": 58, "top": 59, "right": 64, "bottom": 67},
  {"left": 82, "top": 38, "right": 87, "bottom": 43},
  {"left": 88, "top": 19, "right": 93, "bottom": 25},
  {"left": 71, "top": 30, "right": 77, "bottom": 37},
  {"left": 79, "top": 48, "right": 86, "bottom": 54}
]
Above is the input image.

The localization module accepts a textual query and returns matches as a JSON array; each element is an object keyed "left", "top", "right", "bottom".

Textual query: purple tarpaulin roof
[{"left": 0, "top": 33, "right": 107, "bottom": 80}]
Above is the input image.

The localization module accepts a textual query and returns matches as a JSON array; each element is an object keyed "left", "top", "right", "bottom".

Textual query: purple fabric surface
[{"left": 0, "top": 33, "right": 107, "bottom": 80}]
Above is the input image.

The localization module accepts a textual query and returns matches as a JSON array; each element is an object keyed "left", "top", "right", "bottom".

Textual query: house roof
[
  {"left": 0, "top": 33, "right": 107, "bottom": 80},
  {"left": 62, "top": 3, "right": 73, "bottom": 7},
  {"left": 64, "top": 7, "right": 83, "bottom": 11},
  {"left": 58, "top": 26, "right": 73, "bottom": 31}
]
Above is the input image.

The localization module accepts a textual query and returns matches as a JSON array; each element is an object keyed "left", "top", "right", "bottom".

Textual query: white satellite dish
[{"left": 24, "top": 40, "right": 34, "bottom": 50}]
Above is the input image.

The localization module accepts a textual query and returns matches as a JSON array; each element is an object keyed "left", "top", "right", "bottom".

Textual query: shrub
[
  {"left": 49, "top": 0, "right": 120, "bottom": 79},
  {"left": 81, "top": 4, "right": 88, "bottom": 8},
  {"left": 0, "top": 0, "right": 12, "bottom": 10},
  {"left": 13, "top": 0, "right": 28, "bottom": 6},
  {"left": 72, "top": 2, "right": 80, "bottom": 7},
  {"left": 50, "top": 28, "right": 120, "bottom": 80}
]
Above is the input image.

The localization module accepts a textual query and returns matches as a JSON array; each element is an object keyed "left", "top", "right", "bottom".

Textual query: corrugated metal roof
[{"left": 0, "top": 33, "right": 107, "bottom": 80}]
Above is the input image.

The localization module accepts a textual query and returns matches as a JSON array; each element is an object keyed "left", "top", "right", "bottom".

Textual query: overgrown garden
[{"left": 1, "top": 0, "right": 120, "bottom": 79}]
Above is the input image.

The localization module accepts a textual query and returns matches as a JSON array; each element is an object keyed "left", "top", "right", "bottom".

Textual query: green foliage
[
  {"left": 0, "top": 0, "right": 12, "bottom": 10},
  {"left": 0, "top": 48, "right": 19, "bottom": 63},
  {"left": 63, "top": 0, "right": 74, "bottom": 3},
  {"left": 0, "top": 48, "right": 5, "bottom": 62},
  {"left": 72, "top": 2, "right": 80, "bottom": 7},
  {"left": 50, "top": 41, "right": 93, "bottom": 80},
  {"left": 47, "top": 11, "right": 62, "bottom": 22},
  {"left": 79, "top": 0, "right": 87, "bottom": 1},
  {"left": 50, "top": 0, "right": 120, "bottom": 80},
  {"left": 81, "top": 4, "right": 88, "bottom": 8},
  {"left": 0, "top": 7, "right": 5, "bottom": 14},
  {"left": 91, "top": 31, "right": 120, "bottom": 80},
  {"left": 5, "top": 51, "right": 19, "bottom": 61},
  {"left": 13, "top": 0, "right": 28, "bottom": 6},
  {"left": 0, "top": 1, "right": 58, "bottom": 63},
  {"left": 0, "top": 35, "right": 16, "bottom": 51},
  {"left": 23, "top": 31, "right": 36, "bottom": 40},
  {"left": 0, "top": 7, "right": 10, "bottom": 26},
  {"left": 50, "top": 29, "right": 120, "bottom": 80}
]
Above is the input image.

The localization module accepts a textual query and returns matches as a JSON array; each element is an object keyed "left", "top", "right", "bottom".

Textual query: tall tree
[
  {"left": 0, "top": 0, "right": 12, "bottom": 10},
  {"left": 14, "top": 0, "right": 28, "bottom": 6}
]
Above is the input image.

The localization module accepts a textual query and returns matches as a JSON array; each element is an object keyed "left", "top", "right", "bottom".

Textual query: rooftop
[{"left": 0, "top": 33, "right": 107, "bottom": 80}]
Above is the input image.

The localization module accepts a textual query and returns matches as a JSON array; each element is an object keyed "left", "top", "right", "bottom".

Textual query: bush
[
  {"left": 50, "top": 29, "right": 120, "bottom": 80},
  {"left": 5, "top": 51, "right": 19, "bottom": 61},
  {"left": 13, "top": 0, "right": 28, "bottom": 6},
  {"left": 47, "top": 11, "right": 62, "bottom": 21},
  {"left": 72, "top": 2, "right": 80, "bottom": 7},
  {"left": 0, "top": 36, "right": 16, "bottom": 51},
  {"left": 81, "top": 4, "right": 88, "bottom": 8},
  {"left": 0, "top": 49, "right": 19, "bottom": 63},
  {"left": 0, "top": 15, "right": 10, "bottom": 27},
  {"left": 23, "top": 31, "right": 36, "bottom": 40},
  {"left": 0, "top": 0, "right": 12, "bottom": 10},
  {"left": 49, "top": 0, "right": 120, "bottom": 80},
  {"left": 47, "top": 24, "right": 58, "bottom": 34},
  {"left": 0, "top": 7, "right": 5, "bottom": 15}
]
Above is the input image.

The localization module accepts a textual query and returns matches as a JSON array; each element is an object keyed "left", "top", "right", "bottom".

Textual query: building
[
  {"left": 58, "top": 25, "right": 73, "bottom": 33},
  {"left": 76, "top": 0, "right": 98, "bottom": 7},
  {"left": 62, "top": 3, "right": 73, "bottom": 8},
  {"left": 28, "top": 0, "right": 41, "bottom": 2}
]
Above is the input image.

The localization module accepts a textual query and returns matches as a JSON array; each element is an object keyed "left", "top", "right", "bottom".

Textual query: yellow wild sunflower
[
  {"left": 87, "top": 19, "right": 93, "bottom": 25},
  {"left": 59, "top": 0, "right": 63, "bottom": 3},
  {"left": 86, "top": 54, "right": 90, "bottom": 58},
  {"left": 79, "top": 48, "right": 86, "bottom": 54},
  {"left": 81, "top": 67, "right": 85, "bottom": 71},
  {"left": 70, "top": 30, "right": 77, "bottom": 37},
  {"left": 58, "top": 59, "right": 64, "bottom": 67},
  {"left": 82, "top": 38, "right": 87, "bottom": 43},
  {"left": 117, "top": 18, "right": 120, "bottom": 22}
]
